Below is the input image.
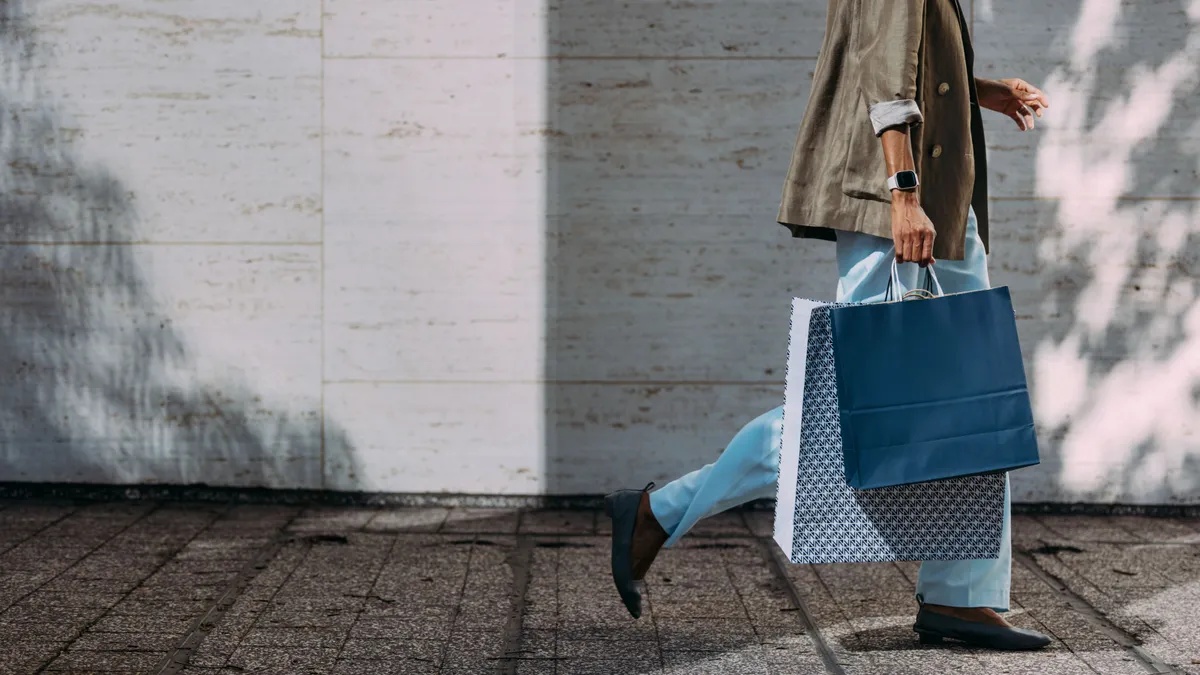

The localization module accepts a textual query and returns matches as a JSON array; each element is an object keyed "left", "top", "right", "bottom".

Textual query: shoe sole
[{"left": 914, "top": 627, "right": 1050, "bottom": 651}]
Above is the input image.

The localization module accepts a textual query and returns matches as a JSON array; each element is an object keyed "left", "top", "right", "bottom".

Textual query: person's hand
[
  {"left": 891, "top": 191, "right": 936, "bottom": 267},
  {"left": 977, "top": 77, "right": 1049, "bottom": 131}
]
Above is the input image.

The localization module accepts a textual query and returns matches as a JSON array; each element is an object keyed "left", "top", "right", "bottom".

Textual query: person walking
[{"left": 605, "top": 0, "right": 1053, "bottom": 650}]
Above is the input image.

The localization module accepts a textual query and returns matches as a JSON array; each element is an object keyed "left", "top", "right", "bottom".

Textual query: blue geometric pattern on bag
[{"left": 787, "top": 304, "right": 1004, "bottom": 564}]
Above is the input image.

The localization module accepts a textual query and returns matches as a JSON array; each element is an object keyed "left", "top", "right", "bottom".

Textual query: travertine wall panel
[{"left": 6, "top": 0, "right": 1197, "bottom": 502}]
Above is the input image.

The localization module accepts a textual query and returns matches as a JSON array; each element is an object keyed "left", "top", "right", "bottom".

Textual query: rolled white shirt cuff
[{"left": 868, "top": 99, "right": 923, "bottom": 136}]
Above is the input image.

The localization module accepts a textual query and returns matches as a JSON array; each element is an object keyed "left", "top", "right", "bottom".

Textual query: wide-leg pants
[{"left": 648, "top": 207, "right": 1011, "bottom": 611}]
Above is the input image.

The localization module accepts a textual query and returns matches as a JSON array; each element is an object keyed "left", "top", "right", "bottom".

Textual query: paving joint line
[
  {"left": 0, "top": 501, "right": 82, "bottom": 563},
  {"left": 332, "top": 529, "right": 401, "bottom": 666},
  {"left": 435, "top": 536, "right": 481, "bottom": 674},
  {"left": 153, "top": 512, "right": 300, "bottom": 675},
  {"left": 757, "top": 537, "right": 846, "bottom": 675},
  {"left": 1014, "top": 550, "right": 1182, "bottom": 674},
  {"left": 494, "top": 535, "right": 535, "bottom": 674},
  {"left": 30, "top": 503, "right": 167, "bottom": 673}
]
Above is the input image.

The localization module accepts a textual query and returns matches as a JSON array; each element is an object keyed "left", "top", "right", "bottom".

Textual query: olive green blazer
[{"left": 777, "top": 0, "right": 988, "bottom": 261}]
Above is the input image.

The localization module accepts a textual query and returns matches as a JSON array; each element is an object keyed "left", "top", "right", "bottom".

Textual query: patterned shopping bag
[{"left": 772, "top": 299, "right": 1005, "bottom": 564}]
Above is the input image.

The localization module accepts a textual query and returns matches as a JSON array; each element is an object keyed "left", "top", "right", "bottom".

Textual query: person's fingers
[
  {"left": 920, "top": 231, "right": 934, "bottom": 267},
  {"left": 1021, "top": 84, "right": 1049, "bottom": 107},
  {"left": 1021, "top": 103, "right": 1036, "bottom": 129},
  {"left": 1008, "top": 110, "right": 1028, "bottom": 130}
]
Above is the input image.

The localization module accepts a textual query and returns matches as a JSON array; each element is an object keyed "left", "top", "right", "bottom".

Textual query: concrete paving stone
[
  {"left": 187, "top": 629, "right": 239, "bottom": 668},
  {"left": 351, "top": 616, "right": 455, "bottom": 641},
  {"left": 38, "top": 575, "right": 143, "bottom": 596},
  {"left": 387, "top": 533, "right": 447, "bottom": 555},
  {"left": 522, "top": 607, "right": 558, "bottom": 632},
  {"left": 268, "top": 595, "right": 365, "bottom": 613},
  {"left": 273, "top": 578, "right": 371, "bottom": 599},
  {"left": 125, "top": 581, "right": 224, "bottom": 603},
  {"left": 374, "top": 572, "right": 466, "bottom": 599},
  {"left": 555, "top": 619, "right": 659, "bottom": 642},
  {"left": 0, "top": 621, "right": 82, "bottom": 641},
  {"left": 159, "top": 558, "right": 249, "bottom": 575},
  {"left": 0, "top": 640, "right": 68, "bottom": 674},
  {"left": 764, "top": 658, "right": 828, "bottom": 675},
  {"left": 661, "top": 628, "right": 759, "bottom": 652},
  {"left": 288, "top": 507, "right": 379, "bottom": 533},
  {"left": 1073, "top": 650, "right": 1157, "bottom": 675},
  {"left": 444, "top": 627, "right": 506, "bottom": 656},
  {"left": 513, "top": 662, "right": 557, "bottom": 675},
  {"left": 520, "top": 510, "right": 596, "bottom": 535},
  {"left": 1058, "top": 631, "right": 1130, "bottom": 653},
  {"left": 973, "top": 649, "right": 1105, "bottom": 675},
  {"left": 1036, "top": 516, "right": 1142, "bottom": 543},
  {"left": 840, "top": 617, "right": 937, "bottom": 655},
  {"left": 226, "top": 647, "right": 340, "bottom": 674},
  {"left": 812, "top": 563, "right": 912, "bottom": 599},
  {"left": 11, "top": 591, "right": 127, "bottom": 611},
  {"left": 441, "top": 509, "right": 521, "bottom": 534},
  {"left": 557, "top": 638, "right": 661, "bottom": 660},
  {"left": 360, "top": 596, "right": 455, "bottom": 619},
  {"left": 664, "top": 648, "right": 769, "bottom": 675},
  {"left": 0, "top": 544, "right": 90, "bottom": 571},
  {"left": 44, "top": 648, "right": 167, "bottom": 671},
  {"left": 631, "top": 598, "right": 747, "bottom": 620},
  {"left": 754, "top": 625, "right": 817, "bottom": 650},
  {"left": 1110, "top": 517, "right": 1200, "bottom": 543},
  {"left": 1129, "top": 545, "right": 1200, "bottom": 584},
  {"left": 1057, "top": 547, "right": 1176, "bottom": 590},
  {"left": 340, "top": 638, "right": 445, "bottom": 663},
  {"left": 365, "top": 509, "right": 451, "bottom": 533},
  {"left": 0, "top": 601, "right": 109, "bottom": 625},
  {"left": 332, "top": 659, "right": 440, "bottom": 675},
  {"left": 241, "top": 625, "right": 348, "bottom": 648},
  {"left": 440, "top": 660, "right": 513, "bottom": 675},
  {"left": 743, "top": 599, "right": 810, "bottom": 628},
  {"left": 176, "top": 540, "right": 267, "bottom": 562},
  {"left": 106, "top": 598, "right": 211, "bottom": 617},
  {"left": 258, "top": 608, "right": 359, "bottom": 629},
  {"left": 516, "top": 628, "right": 556, "bottom": 658},
  {"left": 221, "top": 505, "right": 300, "bottom": 522},
  {"left": 554, "top": 659, "right": 664, "bottom": 675},
  {"left": 455, "top": 604, "right": 511, "bottom": 631},
  {"left": 91, "top": 612, "right": 197, "bottom": 634},
  {"left": 64, "top": 556, "right": 163, "bottom": 581},
  {"left": 68, "top": 631, "right": 181, "bottom": 652}
]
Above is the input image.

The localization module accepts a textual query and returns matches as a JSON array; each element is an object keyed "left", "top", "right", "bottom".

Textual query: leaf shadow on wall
[
  {"left": 993, "top": 0, "right": 1200, "bottom": 503},
  {"left": 0, "top": 0, "right": 354, "bottom": 488}
]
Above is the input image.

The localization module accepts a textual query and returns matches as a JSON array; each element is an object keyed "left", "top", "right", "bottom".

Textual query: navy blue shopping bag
[{"left": 828, "top": 263, "right": 1040, "bottom": 490}]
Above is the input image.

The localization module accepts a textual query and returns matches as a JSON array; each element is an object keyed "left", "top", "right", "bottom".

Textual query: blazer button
[
  {"left": 938, "top": 82, "right": 950, "bottom": 95},
  {"left": 931, "top": 144, "right": 943, "bottom": 158}
]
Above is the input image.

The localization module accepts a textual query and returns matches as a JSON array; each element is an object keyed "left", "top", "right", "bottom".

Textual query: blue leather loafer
[
  {"left": 914, "top": 607, "right": 1051, "bottom": 650},
  {"left": 604, "top": 482, "right": 657, "bottom": 619}
]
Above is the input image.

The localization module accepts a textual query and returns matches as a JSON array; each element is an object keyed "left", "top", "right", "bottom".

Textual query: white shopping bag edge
[{"left": 773, "top": 298, "right": 825, "bottom": 560}]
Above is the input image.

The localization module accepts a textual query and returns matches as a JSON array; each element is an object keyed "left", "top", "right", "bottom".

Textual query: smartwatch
[{"left": 887, "top": 170, "right": 919, "bottom": 192}]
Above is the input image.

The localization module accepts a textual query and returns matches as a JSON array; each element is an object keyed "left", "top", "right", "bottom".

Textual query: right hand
[{"left": 890, "top": 191, "right": 936, "bottom": 267}]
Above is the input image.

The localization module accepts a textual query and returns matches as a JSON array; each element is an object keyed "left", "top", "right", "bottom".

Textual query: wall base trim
[{"left": 0, "top": 483, "right": 1197, "bottom": 517}]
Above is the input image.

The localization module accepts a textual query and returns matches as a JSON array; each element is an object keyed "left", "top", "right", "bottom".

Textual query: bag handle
[{"left": 885, "top": 254, "right": 944, "bottom": 301}]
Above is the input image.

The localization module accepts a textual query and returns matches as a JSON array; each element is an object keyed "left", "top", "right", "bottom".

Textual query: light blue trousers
[{"left": 649, "top": 208, "right": 1011, "bottom": 611}]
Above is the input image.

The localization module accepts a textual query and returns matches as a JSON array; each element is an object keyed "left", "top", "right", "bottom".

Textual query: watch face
[{"left": 895, "top": 171, "right": 918, "bottom": 190}]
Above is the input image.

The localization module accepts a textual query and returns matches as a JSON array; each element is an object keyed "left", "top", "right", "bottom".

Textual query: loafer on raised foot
[
  {"left": 914, "top": 607, "right": 1051, "bottom": 650},
  {"left": 604, "top": 482, "right": 664, "bottom": 619}
]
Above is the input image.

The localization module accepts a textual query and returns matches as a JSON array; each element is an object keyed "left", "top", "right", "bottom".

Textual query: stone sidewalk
[{"left": 1, "top": 501, "right": 1199, "bottom": 674}]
